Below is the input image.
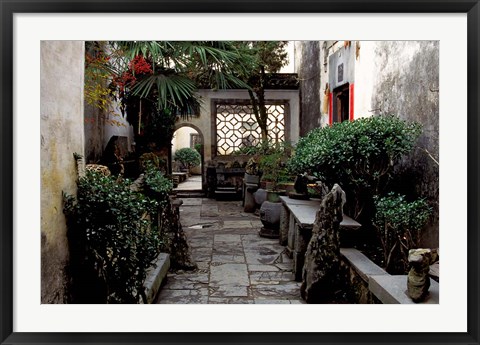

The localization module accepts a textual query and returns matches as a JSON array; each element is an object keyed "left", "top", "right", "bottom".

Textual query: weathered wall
[
  {"left": 40, "top": 41, "right": 85, "bottom": 303},
  {"left": 83, "top": 103, "right": 105, "bottom": 163},
  {"left": 294, "top": 41, "right": 322, "bottom": 136},
  {"left": 369, "top": 41, "right": 439, "bottom": 246},
  {"left": 84, "top": 95, "right": 134, "bottom": 164},
  {"left": 295, "top": 41, "right": 439, "bottom": 247}
]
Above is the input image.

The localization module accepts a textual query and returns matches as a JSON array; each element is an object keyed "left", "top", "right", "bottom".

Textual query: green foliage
[
  {"left": 173, "top": 147, "right": 201, "bottom": 169},
  {"left": 194, "top": 143, "right": 202, "bottom": 154},
  {"left": 112, "top": 41, "right": 252, "bottom": 112},
  {"left": 373, "top": 193, "right": 431, "bottom": 273},
  {"left": 63, "top": 170, "right": 162, "bottom": 303},
  {"left": 287, "top": 115, "right": 422, "bottom": 218},
  {"left": 144, "top": 165, "right": 173, "bottom": 196},
  {"left": 139, "top": 152, "right": 160, "bottom": 172},
  {"left": 235, "top": 41, "right": 290, "bottom": 141},
  {"left": 258, "top": 142, "right": 292, "bottom": 191}
]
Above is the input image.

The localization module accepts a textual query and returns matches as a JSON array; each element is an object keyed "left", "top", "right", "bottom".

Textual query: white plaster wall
[
  {"left": 103, "top": 103, "right": 135, "bottom": 150},
  {"left": 172, "top": 126, "right": 197, "bottom": 153},
  {"left": 40, "top": 41, "right": 85, "bottom": 303},
  {"left": 180, "top": 89, "right": 299, "bottom": 164},
  {"left": 353, "top": 41, "right": 377, "bottom": 119}
]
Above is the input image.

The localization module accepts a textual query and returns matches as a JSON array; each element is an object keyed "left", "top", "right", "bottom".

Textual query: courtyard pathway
[{"left": 155, "top": 198, "right": 305, "bottom": 304}]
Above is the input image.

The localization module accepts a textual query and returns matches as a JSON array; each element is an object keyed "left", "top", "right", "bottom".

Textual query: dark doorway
[{"left": 332, "top": 83, "right": 350, "bottom": 123}]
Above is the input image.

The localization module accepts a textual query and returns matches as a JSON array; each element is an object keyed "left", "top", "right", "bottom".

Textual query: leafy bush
[
  {"left": 287, "top": 115, "right": 421, "bottom": 218},
  {"left": 257, "top": 142, "right": 293, "bottom": 191},
  {"left": 373, "top": 193, "right": 431, "bottom": 273},
  {"left": 139, "top": 152, "right": 160, "bottom": 172},
  {"left": 144, "top": 165, "right": 173, "bottom": 196},
  {"left": 173, "top": 147, "right": 201, "bottom": 170},
  {"left": 194, "top": 143, "right": 202, "bottom": 154},
  {"left": 63, "top": 170, "right": 162, "bottom": 303}
]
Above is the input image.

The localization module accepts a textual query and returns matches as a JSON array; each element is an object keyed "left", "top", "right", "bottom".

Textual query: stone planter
[
  {"left": 259, "top": 200, "right": 282, "bottom": 238},
  {"left": 244, "top": 173, "right": 261, "bottom": 185},
  {"left": 243, "top": 173, "right": 261, "bottom": 212}
]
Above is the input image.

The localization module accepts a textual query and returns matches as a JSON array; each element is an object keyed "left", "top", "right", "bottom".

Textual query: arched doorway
[{"left": 171, "top": 124, "right": 205, "bottom": 194}]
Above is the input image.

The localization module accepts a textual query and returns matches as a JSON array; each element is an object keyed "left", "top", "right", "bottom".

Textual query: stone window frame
[{"left": 211, "top": 98, "right": 291, "bottom": 158}]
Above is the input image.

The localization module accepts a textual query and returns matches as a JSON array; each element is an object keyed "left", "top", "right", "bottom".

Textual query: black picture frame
[{"left": 1, "top": 1, "right": 479, "bottom": 344}]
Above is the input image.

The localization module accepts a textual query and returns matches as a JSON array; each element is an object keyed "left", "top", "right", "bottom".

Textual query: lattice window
[{"left": 215, "top": 103, "right": 286, "bottom": 155}]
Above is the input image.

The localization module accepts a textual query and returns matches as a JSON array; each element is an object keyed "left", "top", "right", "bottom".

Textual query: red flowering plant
[{"left": 112, "top": 55, "right": 153, "bottom": 97}]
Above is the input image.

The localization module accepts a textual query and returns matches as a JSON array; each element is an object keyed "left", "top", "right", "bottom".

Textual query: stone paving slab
[
  {"left": 254, "top": 298, "right": 306, "bottom": 304},
  {"left": 223, "top": 220, "right": 255, "bottom": 229},
  {"left": 248, "top": 264, "right": 280, "bottom": 272},
  {"left": 180, "top": 198, "right": 203, "bottom": 206},
  {"left": 214, "top": 234, "right": 242, "bottom": 243},
  {"left": 210, "top": 263, "right": 250, "bottom": 286},
  {"left": 201, "top": 205, "right": 219, "bottom": 217},
  {"left": 156, "top": 288, "right": 209, "bottom": 304},
  {"left": 212, "top": 254, "right": 245, "bottom": 264},
  {"left": 250, "top": 271, "right": 295, "bottom": 285},
  {"left": 156, "top": 198, "right": 304, "bottom": 304},
  {"left": 210, "top": 285, "right": 250, "bottom": 298},
  {"left": 244, "top": 249, "right": 281, "bottom": 265},
  {"left": 209, "top": 297, "right": 254, "bottom": 304},
  {"left": 251, "top": 283, "right": 302, "bottom": 299}
]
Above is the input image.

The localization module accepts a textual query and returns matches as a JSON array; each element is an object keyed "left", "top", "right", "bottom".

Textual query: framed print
[{"left": 1, "top": 1, "right": 479, "bottom": 344}]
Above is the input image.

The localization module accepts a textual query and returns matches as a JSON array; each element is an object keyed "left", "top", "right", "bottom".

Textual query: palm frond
[{"left": 130, "top": 72, "right": 199, "bottom": 112}]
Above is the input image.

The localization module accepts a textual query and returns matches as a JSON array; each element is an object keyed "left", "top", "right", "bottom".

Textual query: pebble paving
[{"left": 155, "top": 198, "right": 305, "bottom": 304}]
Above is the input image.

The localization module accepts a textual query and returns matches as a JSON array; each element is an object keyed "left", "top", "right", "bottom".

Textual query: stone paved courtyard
[{"left": 155, "top": 197, "right": 305, "bottom": 304}]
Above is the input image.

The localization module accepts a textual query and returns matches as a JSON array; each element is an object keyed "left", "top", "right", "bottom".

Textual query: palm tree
[{"left": 104, "top": 41, "right": 254, "bottom": 153}]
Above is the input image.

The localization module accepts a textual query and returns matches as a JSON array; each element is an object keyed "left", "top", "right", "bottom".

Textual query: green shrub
[
  {"left": 194, "top": 143, "right": 202, "bottom": 154},
  {"left": 287, "top": 115, "right": 422, "bottom": 218},
  {"left": 139, "top": 152, "right": 160, "bottom": 172},
  {"left": 373, "top": 193, "right": 431, "bottom": 273},
  {"left": 63, "top": 170, "right": 162, "bottom": 303},
  {"left": 173, "top": 147, "right": 201, "bottom": 170},
  {"left": 257, "top": 142, "right": 293, "bottom": 191},
  {"left": 144, "top": 165, "right": 173, "bottom": 196}
]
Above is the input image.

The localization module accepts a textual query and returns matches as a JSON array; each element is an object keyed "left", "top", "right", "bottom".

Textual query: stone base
[
  {"left": 142, "top": 253, "right": 170, "bottom": 304},
  {"left": 288, "top": 192, "right": 309, "bottom": 200},
  {"left": 259, "top": 227, "right": 280, "bottom": 239}
]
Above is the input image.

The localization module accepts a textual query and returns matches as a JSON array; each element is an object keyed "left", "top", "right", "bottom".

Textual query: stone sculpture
[
  {"left": 301, "top": 184, "right": 346, "bottom": 303},
  {"left": 407, "top": 248, "right": 438, "bottom": 302}
]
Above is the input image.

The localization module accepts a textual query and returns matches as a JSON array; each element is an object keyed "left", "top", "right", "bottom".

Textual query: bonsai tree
[
  {"left": 258, "top": 142, "right": 291, "bottom": 192},
  {"left": 173, "top": 147, "right": 201, "bottom": 171},
  {"left": 287, "top": 115, "right": 422, "bottom": 220},
  {"left": 373, "top": 193, "right": 431, "bottom": 273}
]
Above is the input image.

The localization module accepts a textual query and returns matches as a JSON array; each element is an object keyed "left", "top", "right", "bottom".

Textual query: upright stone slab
[
  {"left": 163, "top": 198, "right": 197, "bottom": 271},
  {"left": 300, "top": 184, "right": 345, "bottom": 303}
]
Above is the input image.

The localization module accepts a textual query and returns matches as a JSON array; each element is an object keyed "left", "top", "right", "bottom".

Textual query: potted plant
[
  {"left": 173, "top": 147, "right": 201, "bottom": 176},
  {"left": 259, "top": 148, "right": 288, "bottom": 203},
  {"left": 256, "top": 143, "right": 291, "bottom": 238}
]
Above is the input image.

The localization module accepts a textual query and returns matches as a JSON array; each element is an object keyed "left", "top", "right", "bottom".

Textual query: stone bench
[
  {"left": 340, "top": 248, "right": 439, "bottom": 304},
  {"left": 279, "top": 196, "right": 361, "bottom": 281},
  {"left": 172, "top": 172, "right": 188, "bottom": 185}
]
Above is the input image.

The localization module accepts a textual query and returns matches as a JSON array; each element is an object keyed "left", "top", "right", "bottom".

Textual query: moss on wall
[{"left": 41, "top": 41, "right": 85, "bottom": 303}]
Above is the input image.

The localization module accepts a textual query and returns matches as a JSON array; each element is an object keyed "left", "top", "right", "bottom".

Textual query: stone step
[{"left": 176, "top": 191, "right": 205, "bottom": 198}]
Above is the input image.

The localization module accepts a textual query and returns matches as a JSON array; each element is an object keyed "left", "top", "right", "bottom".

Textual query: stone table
[{"left": 279, "top": 196, "right": 361, "bottom": 281}]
